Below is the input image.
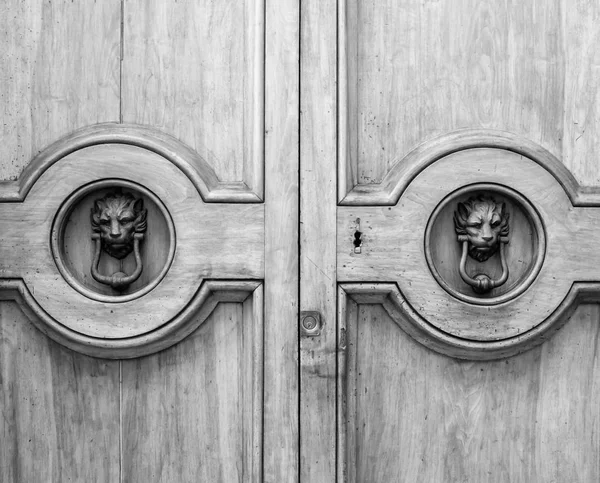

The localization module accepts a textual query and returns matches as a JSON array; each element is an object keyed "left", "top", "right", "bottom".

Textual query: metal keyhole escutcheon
[{"left": 301, "top": 311, "right": 322, "bottom": 337}]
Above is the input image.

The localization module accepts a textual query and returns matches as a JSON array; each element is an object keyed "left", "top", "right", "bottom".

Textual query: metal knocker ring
[
  {"left": 89, "top": 190, "right": 148, "bottom": 292},
  {"left": 91, "top": 233, "right": 144, "bottom": 291},
  {"left": 458, "top": 235, "right": 509, "bottom": 294}
]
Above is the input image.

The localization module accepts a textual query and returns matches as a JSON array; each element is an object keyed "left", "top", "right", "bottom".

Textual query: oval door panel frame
[
  {"left": 0, "top": 124, "right": 264, "bottom": 358},
  {"left": 338, "top": 129, "right": 600, "bottom": 359}
]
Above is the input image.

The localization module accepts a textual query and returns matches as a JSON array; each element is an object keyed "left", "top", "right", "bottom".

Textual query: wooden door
[
  {"left": 300, "top": 0, "right": 600, "bottom": 482},
  {"left": 4, "top": 1, "right": 600, "bottom": 482},
  {"left": 0, "top": 1, "right": 298, "bottom": 482}
]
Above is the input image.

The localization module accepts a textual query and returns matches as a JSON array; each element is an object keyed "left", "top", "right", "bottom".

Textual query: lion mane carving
[
  {"left": 454, "top": 195, "right": 509, "bottom": 262},
  {"left": 91, "top": 191, "right": 147, "bottom": 260}
]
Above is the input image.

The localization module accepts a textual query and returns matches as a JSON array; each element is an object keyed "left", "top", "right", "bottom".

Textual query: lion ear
[
  {"left": 90, "top": 200, "right": 100, "bottom": 231},
  {"left": 457, "top": 202, "right": 468, "bottom": 221},
  {"left": 91, "top": 201, "right": 102, "bottom": 229},
  {"left": 134, "top": 199, "right": 148, "bottom": 233},
  {"left": 501, "top": 202, "right": 510, "bottom": 221}
]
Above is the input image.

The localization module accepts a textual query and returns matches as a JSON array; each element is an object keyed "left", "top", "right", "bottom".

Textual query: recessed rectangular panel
[
  {"left": 0, "top": 0, "right": 121, "bottom": 181},
  {"left": 122, "top": 0, "right": 264, "bottom": 194},
  {"left": 0, "top": 302, "right": 120, "bottom": 482},
  {"left": 341, "top": 0, "right": 563, "bottom": 190},
  {"left": 339, "top": 302, "right": 600, "bottom": 482},
  {"left": 122, "top": 300, "right": 263, "bottom": 482}
]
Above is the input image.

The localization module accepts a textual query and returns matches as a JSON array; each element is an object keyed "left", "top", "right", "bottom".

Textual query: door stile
[
  {"left": 300, "top": 0, "right": 338, "bottom": 481},
  {"left": 264, "top": 0, "right": 301, "bottom": 480}
]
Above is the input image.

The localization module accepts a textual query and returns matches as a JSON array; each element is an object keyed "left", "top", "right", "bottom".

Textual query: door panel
[
  {"left": 0, "top": 1, "right": 299, "bottom": 482},
  {"left": 341, "top": 0, "right": 564, "bottom": 191},
  {"left": 4, "top": 0, "right": 600, "bottom": 481},
  {"left": 0, "top": 301, "right": 120, "bottom": 482},
  {"left": 122, "top": 0, "right": 264, "bottom": 194},
  {"left": 340, "top": 303, "right": 600, "bottom": 482},
  {"left": 0, "top": 0, "right": 121, "bottom": 180},
  {"left": 122, "top": 299, "right": 262, "bottom": 481},
  {"left": 325, "top": 1, "right": 600, "bottom": 482}
]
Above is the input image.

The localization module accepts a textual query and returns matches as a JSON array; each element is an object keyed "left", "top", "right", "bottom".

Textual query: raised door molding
[
  {"left": 0, "top": 124, "right": 264, "bottom": 358},
  {"left": 0, "top": 123, "right": 263, "bottom": 203},
  {"left": 338, "top": 130, "right": 600, "bottom": 359},
  {"left": 338, "top": 129, "right": 597, "bottom": 206}
]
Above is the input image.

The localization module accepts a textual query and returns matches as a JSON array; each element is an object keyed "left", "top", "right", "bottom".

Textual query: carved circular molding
[
  {"left": 396, "top": 147, "right": 573, "bottom": 343},
  {"left": 0, "top": 124, "right": 264, "bottom": 358},
  {"left": 425, "top": 183, "right": 546, "bottom": 305},
  {"left": 51, "top": 179, "right": 176, "bottom": 303},
  {"left": 338, "top": 129, "right": 600, "bottom": 359}
]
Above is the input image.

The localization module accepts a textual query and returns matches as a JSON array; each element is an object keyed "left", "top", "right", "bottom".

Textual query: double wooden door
[{"left": 2, "top": 1, "right": 600, "bottom": 482}]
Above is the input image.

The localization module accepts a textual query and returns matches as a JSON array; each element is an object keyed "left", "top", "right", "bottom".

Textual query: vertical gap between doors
[{"left": 297, "top": 1, "right": 303, "bottom": 481}]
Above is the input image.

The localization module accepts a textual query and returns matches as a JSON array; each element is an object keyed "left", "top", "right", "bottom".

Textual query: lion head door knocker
[
  {"left": 453, "top": 195, "right": 510, "bottom": 294},
  {"left": 90, "top": 191, "right": 148, "bottom": 291}
]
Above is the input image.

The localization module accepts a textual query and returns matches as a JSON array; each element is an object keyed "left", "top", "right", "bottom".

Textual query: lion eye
[
  {"left": 99, "top": 218, "right": 109, "bottom": 225},
  {"left": 468, "top": 221, "right": 482, "bottom": 228},
  {"left": 491, "top": 220, "right": 500, "bottom": 227},
  {"left": 119, "top": 217, "right": 134, "bottom": 224}
]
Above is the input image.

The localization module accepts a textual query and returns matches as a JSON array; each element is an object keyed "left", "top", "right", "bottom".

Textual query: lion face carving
[
  {"left": 454, "top": 195, "right": 509, "bottom": 262},
  {"left": 91, "top": 192, "right": 147, "bottom": 259}
]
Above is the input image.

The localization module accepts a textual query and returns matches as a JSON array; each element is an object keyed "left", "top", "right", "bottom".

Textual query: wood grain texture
[
  {"left": 263, "top": 0, "right": 300, "bottom": 479},
  {"left": 339, "top": 302, "right": 600, "bottom": 482},
  {"left": 337, "top": 149, "right": 600, "bottom": 345},
  {"left": 0, "top": 142, "right": 264, "bottom": 352},
  {"left": 339, "top": 0, "right": 564, "bottom": 197},
  {"left": 0, "top": 123, "right": 262, "bottom": 203},
  {"left": 300, "top": 0, "right": 338, "bottom": 480},
  {"left": 562, "top": 0, "right": 600, "bottom": 186},
  {"left": 122, "top": 295, "right": 263, "bottom": 482},
  {"left": 0, "top": 301, "right": 120, "bottom": 483},
  {"left": 341, "top": 282, "right": 600, "bottom": 361},
  {"left": 0, "top": 0, "right": 121, "bottom": 181},
  {"left": 0, "top": 279, "right": 261, "bottom": 359},
  {"left": 339, "top": 129, "right": 590, "bottom": 206},
  {"left": 122, "top": 0, "right": 264, "bottom": 198}
]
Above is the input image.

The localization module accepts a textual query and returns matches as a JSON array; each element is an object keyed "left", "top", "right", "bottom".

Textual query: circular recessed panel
[
  {"left": 51, "top": 179, "right": 176, "bottom": 303},
  {"left": 425, "top": 183, "right": 546, "bottom": 305}
]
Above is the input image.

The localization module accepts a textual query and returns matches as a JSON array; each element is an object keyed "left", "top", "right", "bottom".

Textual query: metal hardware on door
[
  {"left": 454, "top": 195, "right": 510, "bottom": 294},
  {"left": 300, "top": 311, "right": 322, "bottom": 337},
  {"left": 90, "top": 191, "right": 148, "bottom": 291},
  {"left": 424, "top": 182, "right": 545, "bottom": 307}
]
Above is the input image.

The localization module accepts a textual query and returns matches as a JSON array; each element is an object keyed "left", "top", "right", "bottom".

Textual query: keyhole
[
  {"left": 353, "top": 230, "right": 362, "bottom": 248},
  {"left": 353, "top": 218, "right": 362, "bottom": 253}
]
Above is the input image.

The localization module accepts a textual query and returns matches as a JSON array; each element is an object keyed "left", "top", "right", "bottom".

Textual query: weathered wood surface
[
  {"left": 339, "top": 302, "right": 600, "bottom": 482},
  {"left": 300, "top": 0, "right": 338, "bottom": 480},
  {"left": 334, "top": 1, "right": 600, "bottom": 481},
  {"left": 339, "top": 0, "right": 566, "bottom": 197},
  {"left": 263, "top": 0, "right": 300, "bottom": 479},
  {"left": 0, "top": 2, "right": 122, "bottom": 482},
  {"left": 338, "top": 148, "right": 600, "bottom": 346},
  {"left": 0, "top": 302, "right": 120, "bottom": 483},
  {"left": 0, "top": 0, "right": 121, "bottom": 182},
  {"left": 0, "top": 1, "right": 286, "bottom": 481},
  {"left": 122, "top": 0, "right": 265, "bottom": 198},
  {"left": 0, "top": 144, "right": 264, "bottom": 342},
  {"left": 122, "top": 298, "right": 263, "bottom": 482},
  {"left": 562, "top": 0, "right": 600, "bottom": 186}
]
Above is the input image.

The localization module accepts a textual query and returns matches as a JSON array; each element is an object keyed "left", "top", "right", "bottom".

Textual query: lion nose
[
  {"left": 482, "top": 235, "right": 493, "bottom": 241},
  {"left": 110, "top": 220, "right": 121, "bottom": 238}
]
